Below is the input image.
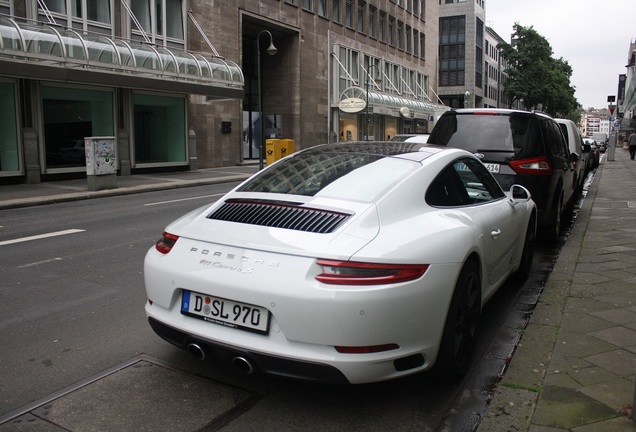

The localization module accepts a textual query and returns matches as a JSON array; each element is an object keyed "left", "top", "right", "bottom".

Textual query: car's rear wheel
[
  {"left": 432, "top": 260, "right": 481, "bottom": 381},
  {"left": 542, "top": 194, "right": 562, "bottom": 243},
  {"left": 513, "top": 213, "right": 536, "bottom": 281}
]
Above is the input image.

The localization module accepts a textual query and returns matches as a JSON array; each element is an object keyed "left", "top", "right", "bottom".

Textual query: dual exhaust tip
[{"left": 186, "top": 343, "right": 255, "bottom": 375}]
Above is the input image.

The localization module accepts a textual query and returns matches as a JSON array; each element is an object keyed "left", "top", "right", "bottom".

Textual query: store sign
[{"left": 339, "top": 97, "right": 366, "bottom": 113}]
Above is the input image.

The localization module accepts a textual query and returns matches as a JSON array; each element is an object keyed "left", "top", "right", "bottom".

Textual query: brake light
[
  {"left": 508, "top": 156, "right": 552, "bottom": 175},
  {"left": 155, "top": 232, "right": 179, "bottom": 254},
  {"left": 472, "top": 111, "right": 500, "bottom": 116},
  {"left": 315, "top": 260, "right": 429, "bottom": 285},
  {"left": 335, "top": 344, "right": 400, "bottom": 354}
]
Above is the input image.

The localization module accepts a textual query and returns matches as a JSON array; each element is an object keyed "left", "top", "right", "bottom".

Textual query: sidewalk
[
  {"left": 479, "top": 146, "right": 636, "bottom": 431},
  {"left": 0, "top": 165, "right": 259, "bottom": 210}
]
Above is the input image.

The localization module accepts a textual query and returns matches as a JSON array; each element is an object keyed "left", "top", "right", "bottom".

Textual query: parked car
[
  {"left": 389, "top": 134, "right": 430, "bottom": 143},
  {"left": 595, "top": 140, "right": 607, "bottom": 153},
  {"left": 428, "top": 108, "right": 576, "bottom": 242},
  {"left": 144, "top": 142, "right": 537, "bottom": 384},
  {"left": 555, "top": 118, "right": 589, "bottom": 191},
  {"left": 584, "top": 139, "right": 600, "bottom": 169}
]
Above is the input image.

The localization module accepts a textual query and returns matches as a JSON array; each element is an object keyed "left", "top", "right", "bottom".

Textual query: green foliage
[{"left": 498, "top": 24, "right": 580, "bottom": 118}]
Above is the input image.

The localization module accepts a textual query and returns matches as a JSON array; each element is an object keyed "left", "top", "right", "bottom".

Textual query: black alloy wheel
[
  {"left": 432, "top": 260, "right": 481, "bottom": 381},
  {"left": 542, "top": 194, "right": 563, "bottom": 243}
]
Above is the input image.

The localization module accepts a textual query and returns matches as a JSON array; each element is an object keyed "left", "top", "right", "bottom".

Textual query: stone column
[
  {"left": 23, "top": 128, "right": 40, "bottom": 184},
  {"left": 188, "top": 129, "right": 198, "bottom": 171}
]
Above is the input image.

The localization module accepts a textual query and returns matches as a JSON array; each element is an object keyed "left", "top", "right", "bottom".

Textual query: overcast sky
[{"left": 484, "top": 0, "right": 635, "bottom": 110}]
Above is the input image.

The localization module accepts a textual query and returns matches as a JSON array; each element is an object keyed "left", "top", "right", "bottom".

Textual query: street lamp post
[
  {"left": 365, "top": 64, "right": 380, "bottom": 141},
  {"left": 257, "top": 30, "right": 277, "bottom": 170}
]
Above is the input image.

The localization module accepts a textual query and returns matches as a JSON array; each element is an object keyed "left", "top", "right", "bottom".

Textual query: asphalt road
[{"left": 0, "top": 182, "right": 569, "bottom": 431}]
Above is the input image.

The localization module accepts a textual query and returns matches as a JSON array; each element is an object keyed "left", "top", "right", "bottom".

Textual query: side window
[
  {"left": 426, "top": 158, "right": 504, "bottom": 207},
  {"left": 542, "top": 120, "right": 567, "bottom": 159},
  {"left": 459, "top": 158, "right": 505, "bottom": 202}
]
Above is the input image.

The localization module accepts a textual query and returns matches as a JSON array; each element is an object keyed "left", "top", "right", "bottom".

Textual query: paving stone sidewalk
[{"left": 478, "top": 146, "right": 636, "bottom": 431}]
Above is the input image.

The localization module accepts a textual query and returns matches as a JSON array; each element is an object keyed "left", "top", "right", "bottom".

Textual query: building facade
[
  {"left": 437, "top": 0, "right": 513, "bottom": 110},
  {"left": 1, "top": 0, "right": 447, "bottom": 184},
  {"left": 0, "top": 0, "right": 244, "bottom": 184}
]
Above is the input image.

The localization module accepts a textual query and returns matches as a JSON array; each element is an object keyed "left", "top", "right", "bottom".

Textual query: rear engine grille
[{"left": 208, "top": 199, "right": 352, "bottom": 234}]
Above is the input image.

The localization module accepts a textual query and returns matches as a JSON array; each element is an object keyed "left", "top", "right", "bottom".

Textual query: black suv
[{"left": 428, "top": 109, "right": 576, "bottom": 242}]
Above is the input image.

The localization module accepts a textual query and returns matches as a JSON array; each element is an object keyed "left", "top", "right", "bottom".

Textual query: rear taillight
[
  {"left": 155, "top": 232, "right": 179, "bottom": 254},
  {"left": 508, "top": 156, "right": 552, "bottom": 175},
  {"left": 315, "top": 260, "right": 429, "bottom": 285}
]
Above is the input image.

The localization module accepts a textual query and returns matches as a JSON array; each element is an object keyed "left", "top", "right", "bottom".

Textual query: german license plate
[
  {"left": 484, "top": 163, "right": 500, "bottom": 174},
  {"left": 181, "top": 290, "right": 270, "bottom": 334}
]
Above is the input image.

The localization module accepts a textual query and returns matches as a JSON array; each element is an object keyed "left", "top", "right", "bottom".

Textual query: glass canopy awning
[
  {"left": 340, "top": 86, "right": 449, "bottom": 119},
  {"left": 0, "top": 17, "right": 244, "bottom": 99}
]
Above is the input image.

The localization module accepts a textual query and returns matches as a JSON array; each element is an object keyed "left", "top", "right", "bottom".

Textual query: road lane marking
[
  {"left": 18, "top": 258, "right": 63, "bottom": 268},
  {"left": 0, "top": 229, "right": 85, "bottom": 247},
  {"left": 144, "top": 194, "right": 223, "bottom": 206}
]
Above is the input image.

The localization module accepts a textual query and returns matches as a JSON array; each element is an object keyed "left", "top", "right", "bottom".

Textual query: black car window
[
  {"left": 457, "top": 158, "right": 506, "bottom": 202},
  {"left": 429, "top": 112, "right": 544, "bottom": 160},
  {"left": 426, "top": 165, "right": 471, "bottom": 207},
  {"left": 542, "top": 120, "right": 568, "bottom": 159},
  {"left": 426, "top": 157, "right": 504, "bottom": 207}
]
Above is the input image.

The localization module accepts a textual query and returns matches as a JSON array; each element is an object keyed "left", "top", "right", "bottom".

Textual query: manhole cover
[{"left": 0, "top": 355, "right": 259, "bottom": 431}]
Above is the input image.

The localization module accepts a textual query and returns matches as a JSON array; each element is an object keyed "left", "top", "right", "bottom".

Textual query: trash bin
[
  {"left": 265, "top": 139, "right": 281, "bottom": 166},
  {"left": 85, "top": 136, "right": 117, "bottom": 191},
  {"left": 280, "top": 139, "right": 295, "bottom": 159}
]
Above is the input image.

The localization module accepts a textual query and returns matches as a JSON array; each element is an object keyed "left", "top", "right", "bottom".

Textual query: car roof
[
  {"left": 447, "top": 108, "right": 554, "bottom": 120},
  {"left": 299, "top": 141, "right": 461, "bottom": 162}
]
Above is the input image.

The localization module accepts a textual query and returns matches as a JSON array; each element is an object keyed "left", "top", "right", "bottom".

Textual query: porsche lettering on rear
[{"left": 189, "top": 247, "right": 280, "bottom": 268}]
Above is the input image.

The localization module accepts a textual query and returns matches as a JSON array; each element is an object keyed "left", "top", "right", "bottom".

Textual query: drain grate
[{"left": 0, "top": 355, "right": 261, "bottom": 432}]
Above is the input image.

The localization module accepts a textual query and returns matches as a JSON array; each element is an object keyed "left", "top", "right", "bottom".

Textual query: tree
[{"left": 498, "top": 24, "right": 579, "bottom": 118}]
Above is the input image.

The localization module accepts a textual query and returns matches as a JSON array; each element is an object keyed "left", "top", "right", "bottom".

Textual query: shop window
[
  {"left": 42, "top": 85, "right": 114, "bottom": 171},
  {"left": 0, "top": 81, "right": 19, "bottom": 175},
  {"left": 133, "top": 93, "right": 186, "bottom": 165}
]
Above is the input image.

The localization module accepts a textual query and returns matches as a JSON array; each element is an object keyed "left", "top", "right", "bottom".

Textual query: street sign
[{"left": 609, "top": 104, "right": 616, "bottom": 116}]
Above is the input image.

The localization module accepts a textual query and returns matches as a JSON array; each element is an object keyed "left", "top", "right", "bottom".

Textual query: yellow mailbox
[
  {"left": 280, "top": 139, "right": 295, "bottom": 159},
  {"left": 265, "top": 139, "right": 281, "bottom": 166}
]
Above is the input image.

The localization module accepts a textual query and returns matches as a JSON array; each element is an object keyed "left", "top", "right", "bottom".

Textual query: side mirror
[{"left": 509, "top": 184, "right": 532, "bottom": 205}]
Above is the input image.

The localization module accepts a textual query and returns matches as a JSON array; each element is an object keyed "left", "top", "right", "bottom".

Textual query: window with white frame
[
  {"left": 338, "top": 46, "right": 359, "bottom": 95},
  {"left": 363, "top": 55, "right": 381, "bottom": 91},
  {"left": 402, "top": 68, "right": 415, "bottom": 97},
  {"left": 416, "top": 72, "right": 428, "bottom": 100},
  {"left": 38, "top": 0, "right": 113, "bottom": 34},
  {"left": 130, "top": 0, "right": 185, "bottom": 47},
  {"left": 384, "top": 61, "right": 400, "bottom": 95}
]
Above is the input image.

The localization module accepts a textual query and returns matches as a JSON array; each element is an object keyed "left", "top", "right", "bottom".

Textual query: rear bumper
[{"left": 148, "top": 317, "right": 351, "bottom": 384}]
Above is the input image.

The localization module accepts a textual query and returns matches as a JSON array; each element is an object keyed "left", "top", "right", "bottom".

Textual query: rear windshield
[
  {"left": 238, "top": 151, "right": 417, "bottom": 202},
  {"left": 428, "top": 112, "right": 544, "bottom": 160}
]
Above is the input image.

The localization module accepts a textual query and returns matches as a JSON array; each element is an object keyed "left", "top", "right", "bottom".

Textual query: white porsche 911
[{"left": 144, "top": 142, "right": 536, "bottom": 384}]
